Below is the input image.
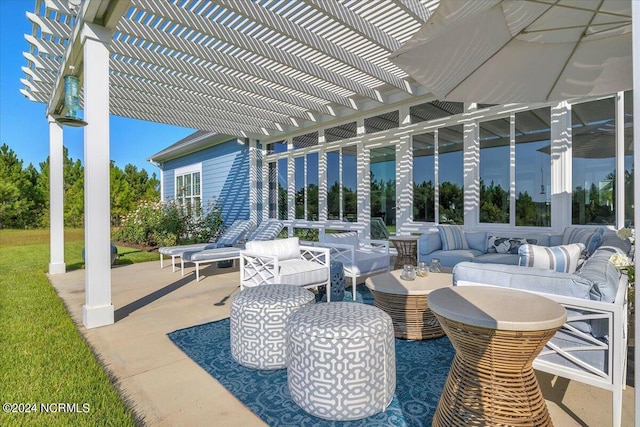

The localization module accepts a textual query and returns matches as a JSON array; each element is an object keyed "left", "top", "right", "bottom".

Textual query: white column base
[
  {"left": 83, "top": 304, "right": 114, "bottom": 329},
  {"left": 48, "top": 262, "right": 66, "bottom": 275}
]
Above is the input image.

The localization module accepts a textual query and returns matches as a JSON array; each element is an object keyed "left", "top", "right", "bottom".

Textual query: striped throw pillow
[
  {"left": 437, "top": 225, "right": 468, "bottom": 251},
  {"left": 518, "top": 243, "right": 585, "bottom": 274},
  {"left": 562, "top": 228, "right": 602, "bottom": 255}
]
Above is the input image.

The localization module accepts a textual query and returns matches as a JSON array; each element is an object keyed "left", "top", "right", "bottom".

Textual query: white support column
[
  {"left": 631, "top": 4, "right": 640, "bottom": 424},
  {"left": 318, "top": 130, "right": 327, "bottom": 221},
  {"left": 82, "top": 23, "right": 113, "bottom": 329},
  {"left": 356, "top": 117, "right": 371, "bottom": 237},
  {"left": 48, "top": 115, "right": 66, "bottom": 274},
  {"left": 287, "top": 147, "right": 295, "bottom": 225},
  {"left": 509, "top": 113, "right": 516, "bottom": 227},
  {"left": 249, "top": 139, "right": 258, "bottom": 226},
  {"left": 550, "top": 101, "right": 572, "bottom": 233},
  {"left": 396, "top": 105, "right": 412, "bottom": 234},
  {"left": 262, "top": 150, "right": 269, "bottom": 222},
  {"left": 463, "top": 103, "right": 479, "bottom": 229},
  {"left": 615, "top": 92, "right": 625, "bottom": 229}
]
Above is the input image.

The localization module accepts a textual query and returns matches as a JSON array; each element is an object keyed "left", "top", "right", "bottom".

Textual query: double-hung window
[{"left": 175, "top": 164, "right": 202, "bottom": 215}]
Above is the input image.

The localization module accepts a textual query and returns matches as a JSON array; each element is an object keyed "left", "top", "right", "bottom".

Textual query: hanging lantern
[
  {"left": 64, "top": 74, "right": 80, "bottom": 119},
  {"left": 54, "top": 72, "right": 87, "bottom": 127}
]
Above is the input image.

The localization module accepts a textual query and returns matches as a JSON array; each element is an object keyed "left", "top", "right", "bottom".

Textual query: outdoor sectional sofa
[
  {"left": 417, "top": 225, "right": 604, "bottom": 268},
  {"left": 449, "top": 232, "right": 632, "bottom": 427}
]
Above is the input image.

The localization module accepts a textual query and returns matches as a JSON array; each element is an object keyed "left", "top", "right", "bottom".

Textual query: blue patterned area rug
[{"left": 167, "top": 285, "right": 454, "bottom": 426}]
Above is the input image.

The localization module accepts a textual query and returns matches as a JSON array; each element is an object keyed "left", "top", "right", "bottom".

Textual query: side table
[
  {"left": 428, "top": 286, "right": 566, "bottom": 427},
  {"left": 389, "top": 235, "right": 419, "bottom": 269},
  {"left": 365, "top": 270, "right": 452, "bottom": 339}
]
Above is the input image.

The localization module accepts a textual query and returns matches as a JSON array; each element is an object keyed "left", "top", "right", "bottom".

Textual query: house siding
[{"left": 161, "top": 140, "right": 250, "bottom": 226}]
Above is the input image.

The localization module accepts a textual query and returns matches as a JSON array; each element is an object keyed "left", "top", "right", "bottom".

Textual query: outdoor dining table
[{"left": 428, "top": 286, "right": 566, "bottom": 427}]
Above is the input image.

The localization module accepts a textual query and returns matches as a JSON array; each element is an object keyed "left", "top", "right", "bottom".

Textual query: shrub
[{"left": 113, "top": 199, "right": 224, "bottom": 248}]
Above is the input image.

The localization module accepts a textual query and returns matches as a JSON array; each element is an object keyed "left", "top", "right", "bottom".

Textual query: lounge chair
[
  {"left": 159, "top": 220, "right": 252, "bottom": 272},
  {"left": 182, "top": 219, "right": 284, "bottom": 281},
  {"left": 316, "top": 230, "right": 390, "bottom": 300},
  {"left": 239, "top": 236, "right": 331, "bottom": 299}
]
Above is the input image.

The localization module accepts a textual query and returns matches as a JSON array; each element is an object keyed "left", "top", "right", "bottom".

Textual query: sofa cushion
[
  {"left": 576, "top": 246, "right": 624, "bottom": 303},
  {"left": 437, "top": 225, "right": 468, "bottom": 250},
  {"left": 465, "top": 231, "right": 487, "bottom": 252},
  {"left": 321, "top": 231, "right": 360, "bottom": 247},
  {"left": 519, "top": 243, "right": 584, "bottom": 274},
  {"left": 342, "top": 250, "right": 390, "bottom": 276},
  {"left": 600, "top": 235, "right": 633, "bottom": 254},
  {"left": 246, "top": 237, "right": 300, "bottom": 261},
  {"left": 562, "top": 228, "right": 602, "bottom": 255},
  {"left": 453, "top": 262, "right": 594, "bottom": 299},
  {"left": 419, "top": 249, "right": 482, "bottom": 267},
  {"left": 473, "top": 253, "right": 520, "bottom": 265},
  {"left": 418, "top": 231, "right": 442, "bottom": 255},
  {"left": 487, "top": 236, "right": 538, "bottom": 254}
]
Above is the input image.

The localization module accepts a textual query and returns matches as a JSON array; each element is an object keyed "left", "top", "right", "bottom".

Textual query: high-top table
[
  {"left": 365, "top": 270, "right": 452, "bottom": 340},
  {"left": 429, "top": 286, "right": 566, "bottom": 427}
]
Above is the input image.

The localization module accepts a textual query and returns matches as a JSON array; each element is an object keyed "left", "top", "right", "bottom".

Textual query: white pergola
[
  {"left": 20, "top": 1, "right": 640, "bottom": 423},
  {"left": 22, "top": 0, "right": 439, "bottom": 329}
]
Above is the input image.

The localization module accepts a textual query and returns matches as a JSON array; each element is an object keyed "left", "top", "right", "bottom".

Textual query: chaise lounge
[
  {"left": 158, "top": 219, "right": 253, "bottom": 272},
  {"left": 182, "top": 219, "right": 284, "bottom": 281}
]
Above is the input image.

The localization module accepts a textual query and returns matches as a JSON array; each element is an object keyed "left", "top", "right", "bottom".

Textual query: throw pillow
[
  {"left": 486, "top": 236, "right": 539, "bottom": 254},
  {"left": 562, "top": 228, "right": 603, "bottom": 255},
  {"left": 437, "top": 225, "right": 468, "bottom": 251},
  {"left": 519, "top": 243, "right": 585, "bottom": 274}
]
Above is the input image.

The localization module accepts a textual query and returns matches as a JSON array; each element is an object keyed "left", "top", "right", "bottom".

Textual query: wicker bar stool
[
  {"left": 389, "top": 235, "right": 419, "bottom": 269},
  {"left": 429, "top": 286, "right": 566, "bottom": 427}
]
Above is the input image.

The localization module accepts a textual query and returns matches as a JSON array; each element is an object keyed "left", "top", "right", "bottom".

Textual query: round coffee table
[
  {"left": 365, "top": 269, "right": 452, "bottom": 340},
  {"left": 429, "top": 286, "right": 567, "bottom": 427}
]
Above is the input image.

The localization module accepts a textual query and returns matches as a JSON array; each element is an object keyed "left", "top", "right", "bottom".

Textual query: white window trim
[{"left": 174, "top": 163, "right": 202, "bottom": 207}]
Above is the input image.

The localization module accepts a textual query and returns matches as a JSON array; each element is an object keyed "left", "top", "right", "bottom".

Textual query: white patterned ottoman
[
  {"left": 286, "top": 302, "right": 396, "bottom": 421},
  {"left": 230, "top": 284, "right": 315, "bottom": 370}
]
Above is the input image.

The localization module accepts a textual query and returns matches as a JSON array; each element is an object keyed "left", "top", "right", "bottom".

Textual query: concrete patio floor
[{"left": 49, "top": 260, "right": 635, "bottom": 426}]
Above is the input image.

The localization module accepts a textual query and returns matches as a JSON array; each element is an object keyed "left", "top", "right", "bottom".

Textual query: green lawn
[{"left": 0, "top": 228, "right": 154, "bottom": 426}]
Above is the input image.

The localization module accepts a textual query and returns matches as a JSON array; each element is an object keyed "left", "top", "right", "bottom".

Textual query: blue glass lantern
[
  {"left": 55, "top": 73, "right": 87, "bottom": 127},
  {"left": 64, "top": 74, "right": 80, "bottom": 119}
]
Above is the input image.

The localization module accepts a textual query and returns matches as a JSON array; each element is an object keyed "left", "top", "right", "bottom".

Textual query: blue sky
[{"left": 0, "top": 0, "right": 195, "bottom": 174}]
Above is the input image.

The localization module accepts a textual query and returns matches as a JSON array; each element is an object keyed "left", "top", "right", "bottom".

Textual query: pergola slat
[
  {"left": 118, "top": 18, "right": 356, "bottom": 109},
  {"left": 111, "top": 39, "right": 323, "bottom": 118},
  {"left": 24, "top": 34, "right": 65, "bottom": 58},
  {"left": 110, "top": 58, "right": 309, "bottom": 127},
  {"left": 109, "top": 74, "right": 294, "bottom": 129},
  {"left": 26, "top": 11, "right": 72, "bottom": 39},
  {"left": 110, "top": 84, "right": 283, "bottom": 131},
  {"left": 215, "top": 0, "right": 409, "bottom": 92},
  {"left": 301, "top": 0, "right": 402, "bottom": 52},
  {"left": 109, "top": 96, "right": 267, "bottom": 136},
  {"left": 132, "top": 0, "right": 385, "bottom": 103},
  {"left": 390, "top": 0, "right": 434, "bottom": 24}
]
